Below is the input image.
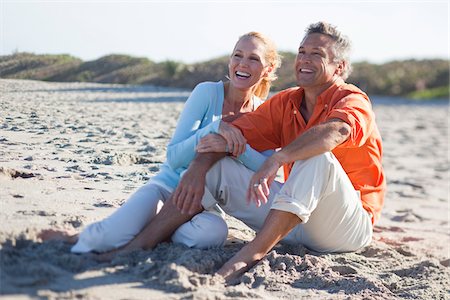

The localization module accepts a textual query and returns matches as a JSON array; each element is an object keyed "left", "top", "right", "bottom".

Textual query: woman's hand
[
  {"left": 218, "top": 122, "right": 246, "bottom": 157},
  {"left": 197, "top": 134, "right": 228, "bottom": 153},
  {"left": 172, "top": 168, "right": 206, "bottom": 214}
]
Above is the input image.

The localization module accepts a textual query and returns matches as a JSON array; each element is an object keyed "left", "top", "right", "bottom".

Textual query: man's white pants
[{"left": 201, "top": 153, "right": 373, "bottom": 253}]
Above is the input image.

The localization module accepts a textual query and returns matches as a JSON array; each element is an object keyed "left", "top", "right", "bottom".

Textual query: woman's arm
[
  {"left": 166, "top": 83, "right": 221, "bottom": 170},
  {"left": 197, "top": 133, "right": 274, "bottom": 172},
  {"left": 237, "top": 145, "right": 274, "bottom": 171}
]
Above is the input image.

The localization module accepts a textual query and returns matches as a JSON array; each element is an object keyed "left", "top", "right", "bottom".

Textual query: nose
[
  {"left": 238, "top": 57, "right": 250, "bottom": 67},
  {"left": 296, "top": 53, "right": 311, "bottom": 63}
]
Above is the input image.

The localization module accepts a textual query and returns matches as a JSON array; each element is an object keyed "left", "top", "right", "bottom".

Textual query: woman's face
[{"left": 228, "top": 37, "right": 269, "bottom": 91}]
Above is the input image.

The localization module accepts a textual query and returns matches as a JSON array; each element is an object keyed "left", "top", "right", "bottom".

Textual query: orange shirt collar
[{"left": 290, "top": 77, "right": 346, "bottom": 108}]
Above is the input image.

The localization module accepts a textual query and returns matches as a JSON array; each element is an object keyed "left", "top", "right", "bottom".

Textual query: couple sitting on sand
[{"left": 40, "top": 21, "right": 385, "bottom": 281}]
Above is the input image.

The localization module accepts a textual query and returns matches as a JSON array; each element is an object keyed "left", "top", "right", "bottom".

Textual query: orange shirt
[{"left": 232, "top": 78, "right": 386, "bottom": 224}]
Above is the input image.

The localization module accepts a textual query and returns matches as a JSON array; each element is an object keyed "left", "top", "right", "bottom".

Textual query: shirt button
[{"left": 293, "top": 110, "right": 297, "bottom": 114}]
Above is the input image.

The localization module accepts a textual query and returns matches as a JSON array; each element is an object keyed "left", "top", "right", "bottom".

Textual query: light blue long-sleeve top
[{"left": 151, "top": 81, "right": 271, "bottom": 190}]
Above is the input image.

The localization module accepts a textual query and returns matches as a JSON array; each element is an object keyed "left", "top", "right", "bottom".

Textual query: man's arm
[
  {"left": 275, "top": 118, "right": 350, "bottom": 163},
  {"left": 248, "top": 119, "right": 351, "bottom": 205}
]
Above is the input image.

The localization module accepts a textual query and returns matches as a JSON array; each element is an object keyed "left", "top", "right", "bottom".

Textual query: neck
[
  {"left": 303, "top": 76, "right": 339, "bottom": 107},
  {"left": 224, "top": 82, "right": 254, "bottom": 112}
]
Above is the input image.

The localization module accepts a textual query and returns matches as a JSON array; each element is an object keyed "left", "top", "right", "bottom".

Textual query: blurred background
[{"left": 1, "top": 0, "right": 449, "bottom": 99}]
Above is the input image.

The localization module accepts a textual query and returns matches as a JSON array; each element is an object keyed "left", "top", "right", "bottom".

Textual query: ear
[
  {"left": 264, "top": 65, "right": 274, "bottom": 77},
  {"left": 335, "top": 60, "right": 346, "bottom": 76}
]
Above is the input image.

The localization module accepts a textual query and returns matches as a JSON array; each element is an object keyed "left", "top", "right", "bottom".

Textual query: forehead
[
  {"left": 299, "top": 33, "right": 334, "bottom": 50},
  {"left": 234, "top": 36, "right": 266, "bottom": 54}
]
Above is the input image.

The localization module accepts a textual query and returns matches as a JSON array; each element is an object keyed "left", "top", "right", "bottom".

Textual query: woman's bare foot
[
  {"left": 37, "top": 228, "right": 79, "bottom": 244},
  {"left": 93, "top": 248, "right": 125, "bottom": 262}
]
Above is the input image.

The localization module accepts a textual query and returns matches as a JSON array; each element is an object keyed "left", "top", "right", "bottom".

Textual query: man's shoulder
[
  {"left": 269, "top": 87, "right": 301, "bottom": 103},
  {"left": 334, "top": 81, "right": 369, "bottom": 100}
]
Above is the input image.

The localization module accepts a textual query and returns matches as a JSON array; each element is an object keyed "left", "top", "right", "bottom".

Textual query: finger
[
  {"left": 247, "top": 181, "right": 258, "bottom": 205},
  {"left": 232, "top": 135, "right": 240, "bottom": 157},
  {"left": 189, "top": 189, "right": 203, "bottom": 214},
  {"left": 197, "top": 144, "right": 209, "bottom": 152},
  {"left": 256, "top": 185, "right": 268, "bottom": 205},
  {"left": 173, "top": 187, "right": 182, "bottom": 208},
  {"left": 249, "top": 181, "right": 262, "bottom": 206},
  {"left": 180, "top": 190, "right": 193, "bottom": 214},
  {"left": 238, "top": 141, "right": 246, "bottom": 157},
  {"left": 260, "top": 178, "right": 270, "bottom": 197},
  {"left": 177, "top": 189, "right": 189, "bottom": 212},
  {"left": 226, "top": 136, "right": 234, "bottom": 155}
]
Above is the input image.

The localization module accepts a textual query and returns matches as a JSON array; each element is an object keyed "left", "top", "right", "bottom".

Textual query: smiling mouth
[
  {"left": 236, "top": 71, "right": 251, "bottom": 79},
  {"left": 299, "top": 68, "right": 314, "bottom": 74}
]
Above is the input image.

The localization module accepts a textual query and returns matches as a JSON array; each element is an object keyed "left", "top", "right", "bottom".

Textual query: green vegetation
[
  {"left": 408, "top": 86, "right": 449, "bottom": 100},
  {"left": 1, "top": 52, "right": 448, "bottom": 99}
]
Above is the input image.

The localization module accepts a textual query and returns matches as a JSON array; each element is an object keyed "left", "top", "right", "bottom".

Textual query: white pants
[
  {"left": 71, "top": 182, "right": 228, "bottom": 253},
  {"left": 201, "top": 153, "right": 373, "bottom": 253}
]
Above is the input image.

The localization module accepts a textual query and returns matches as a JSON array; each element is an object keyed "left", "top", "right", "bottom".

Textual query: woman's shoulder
[{"left": 192, "top": 80, "right": 223, "bottom": 93}]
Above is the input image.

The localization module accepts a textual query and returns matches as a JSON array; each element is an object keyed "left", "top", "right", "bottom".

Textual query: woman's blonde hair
[{"left": 232, "top": 32, "right": 282, "bottom": 99}]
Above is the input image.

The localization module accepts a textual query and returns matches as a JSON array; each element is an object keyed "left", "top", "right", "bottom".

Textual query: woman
[{"left": 39, "top": 32, "right": 281, "bottom": 254}]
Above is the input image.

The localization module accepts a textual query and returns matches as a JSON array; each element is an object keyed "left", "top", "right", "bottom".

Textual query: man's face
[{"left": 294, "top": 33, "right": 341, "bottom": 89}]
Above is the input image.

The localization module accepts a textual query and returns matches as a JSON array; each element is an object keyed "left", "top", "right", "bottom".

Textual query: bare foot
[
  {"left": 37, "top": 229, "right": 79, "bottom": 244},
  {"left": 217, "top": 246, "right": 261, "bottom": 282},
  {"left": 217, "top": 260, "right": 250, "bottom": 282},
  {"left": 93, "top": 249, "right": 122, "bottom": 262}
]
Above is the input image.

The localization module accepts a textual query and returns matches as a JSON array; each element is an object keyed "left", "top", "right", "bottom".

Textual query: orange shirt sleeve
[
  {"left": 232, "top": 93, "right": 284, "bottom": 151},
  {"left": 327, "top": 94, "right": 375, "bottom": 148}
]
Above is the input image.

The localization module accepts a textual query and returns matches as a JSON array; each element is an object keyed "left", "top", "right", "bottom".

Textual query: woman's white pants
[{"left": 71, "top": 182, "right": 228, "bottom": 253}]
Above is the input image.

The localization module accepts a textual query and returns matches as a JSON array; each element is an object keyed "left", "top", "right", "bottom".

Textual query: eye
[{"left": 250, "top": 56, "right": 260, "bottom": 61}]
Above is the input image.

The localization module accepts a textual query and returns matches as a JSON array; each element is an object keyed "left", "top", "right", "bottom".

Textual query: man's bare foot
[
  {"left": 217, "top": 260, "right": 250, "bottom": 282},
  {"left": 217, "top": 246, "right": 261, "bottom": 282},
  {"left": 37, "top": 229, "right": 79, "bottom": 244}
]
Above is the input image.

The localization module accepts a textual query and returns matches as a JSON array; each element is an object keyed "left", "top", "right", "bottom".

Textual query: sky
[{"left": 1, "top": 0, "right": 449, "bottom": 64}]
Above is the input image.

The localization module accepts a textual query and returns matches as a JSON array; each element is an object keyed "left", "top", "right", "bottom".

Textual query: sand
[{"left": 0, "top": 79, "right": 449, "bottom": 299}]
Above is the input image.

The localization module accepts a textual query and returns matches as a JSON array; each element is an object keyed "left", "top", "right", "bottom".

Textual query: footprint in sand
[
  {"left": 391, "top": 210, "right": 426, "bottom": 222},
  {"left": 0, "top": 167, "right": 39, "bottom": 179}
]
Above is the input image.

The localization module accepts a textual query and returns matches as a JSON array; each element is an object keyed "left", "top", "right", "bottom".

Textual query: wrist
[
  {"left": 272, "top": 151, "right": 289, "bottom": 166},
  {"left": 189, "top": 161, "right": 210, "bottom": 174}
]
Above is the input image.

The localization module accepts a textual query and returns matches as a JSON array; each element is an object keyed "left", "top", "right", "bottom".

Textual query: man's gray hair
[{"left": 305, "top": 21, "right": 353, "bottom": 79}]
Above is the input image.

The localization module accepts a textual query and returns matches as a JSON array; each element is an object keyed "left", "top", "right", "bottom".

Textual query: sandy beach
[{"left": 0, "top": 79, "right": 449, "bottom": 299}]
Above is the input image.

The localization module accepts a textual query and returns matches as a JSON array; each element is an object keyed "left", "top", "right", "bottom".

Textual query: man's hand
[
  {"left": 197, "top": 134, "right": 228, "bottom": 153},
  {"left": 247, "top": 154, "right": 283, "bottom": 207},
  {"left": 218, "top": 121, "right": 246, "bottom": 157},
  {"left": 172, "top": 168, "right": 206, "bottom": 214}
]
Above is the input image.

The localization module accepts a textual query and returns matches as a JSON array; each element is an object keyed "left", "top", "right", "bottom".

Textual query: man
[{"left": 175, "top": 21, "right": 385, "bottom": 280}]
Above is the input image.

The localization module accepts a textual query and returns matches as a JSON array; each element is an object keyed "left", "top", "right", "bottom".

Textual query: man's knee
[{"left": 290, "top": 152, "right": 337, "bottom": 175}]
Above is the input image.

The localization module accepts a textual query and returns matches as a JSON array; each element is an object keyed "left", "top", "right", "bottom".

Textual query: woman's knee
[{"left": 171, "top": 212, "right": 228, "bottom": 249}]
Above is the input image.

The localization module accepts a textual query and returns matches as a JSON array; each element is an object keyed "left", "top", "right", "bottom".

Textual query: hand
[
  {"left": 197, "top": 134, "right": 227, "bottom": 153},
  {"left": 218, "top": 121, "right": 246, "bottom": 157},
  {"left": 172, "top": 167, "right": 206, "bottom": 214},
  {"left": 247, "top": 155, "right": 282, "bottom": 207}
]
